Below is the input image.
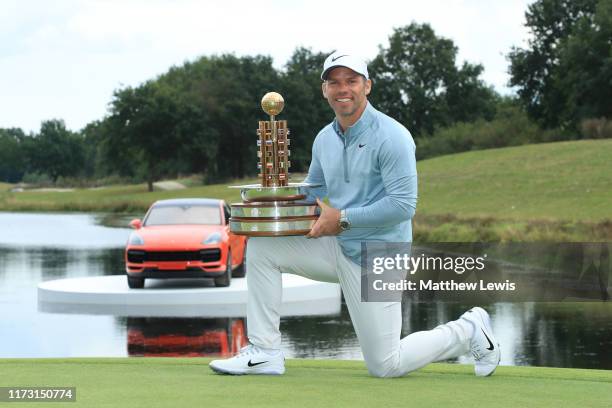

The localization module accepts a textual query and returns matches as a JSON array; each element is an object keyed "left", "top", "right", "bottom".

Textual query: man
[{"left": 209, "top": 51, "right": 501, "bottom": 377}]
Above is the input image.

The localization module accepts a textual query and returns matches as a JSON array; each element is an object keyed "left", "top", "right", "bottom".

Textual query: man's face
[{"left": 322, "top": 67, "right": 372, "bottom": 122}]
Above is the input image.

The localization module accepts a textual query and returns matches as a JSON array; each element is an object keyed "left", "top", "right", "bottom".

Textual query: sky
[{"left": 1, "top": 0, "right": 534, "bottom": 134}]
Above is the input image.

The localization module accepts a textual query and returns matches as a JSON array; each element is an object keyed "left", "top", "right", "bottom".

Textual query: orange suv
[{"left": 125, "top": 198, "right": 246, "bottom": 288}]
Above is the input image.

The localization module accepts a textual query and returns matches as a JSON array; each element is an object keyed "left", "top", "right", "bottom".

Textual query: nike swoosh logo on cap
[{"left": 331, "top": 55, "right": 348, "bottom": 62}]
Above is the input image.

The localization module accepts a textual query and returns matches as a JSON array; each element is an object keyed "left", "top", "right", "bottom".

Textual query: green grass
[
  {"left": 1, "top": 358, "right": 610, "bottom": 408},
  {"left": 413, "top": 213, "right": 612, "bottom": 242},
  {"left": 0, "top": 177, "right": 258, "bottom": 213},
  {"left": 2, "top": 139, "right": 610, "bottom": 218},
  {"left": 0, "top": 182, "right": 11, "bottom": 193},
  {"left": 0, "top": 140, "right": 610, "bottom": 240},
  {"left": 418, "top": 139, "right": 612, "bottom": 222}
]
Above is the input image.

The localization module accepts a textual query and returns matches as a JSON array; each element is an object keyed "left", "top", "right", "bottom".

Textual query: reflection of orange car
[
  {"left": 125, "top": 198, "right": 247, "bottom": 288},
  {"left": 127, "top": 317, "right": 247, "bottom": 357}
]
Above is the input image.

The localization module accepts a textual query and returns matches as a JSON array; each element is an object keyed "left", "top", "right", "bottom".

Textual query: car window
[{"left": 144, "top": 205, "right": 221, "bottom": 226}]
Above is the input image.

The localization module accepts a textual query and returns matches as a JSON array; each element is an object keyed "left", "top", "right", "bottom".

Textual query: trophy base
[
  {"left": 229, "top": 202, "right": 319, "bottom": 236},
  {"left": 230, "top": 216, "right": 319, "bottom": 236}
]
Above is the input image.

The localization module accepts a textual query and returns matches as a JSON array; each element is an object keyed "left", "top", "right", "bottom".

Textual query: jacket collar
[{"left": 332, "top": 102, "right": 375, "bottom": 142}]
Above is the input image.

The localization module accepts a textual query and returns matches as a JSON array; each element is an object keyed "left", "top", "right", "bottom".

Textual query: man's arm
[
  {"left": 345, "top": 135, "right": 417, "bottom": 227},
  {"left": 302, "top": 141, "right": 328, "bottom": 201},
  {"left": 302, "top": 139, "right": 340, "bottom": 238}
]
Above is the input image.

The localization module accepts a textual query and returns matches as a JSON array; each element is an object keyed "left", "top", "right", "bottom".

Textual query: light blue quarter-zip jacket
[{"left": 304, "top": 102, "right": 418, "bottom": 265}]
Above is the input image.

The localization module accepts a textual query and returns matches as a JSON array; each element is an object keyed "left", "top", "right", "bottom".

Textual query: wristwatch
[{"left": 339, "top": 209, "right": 351, "bottom": 232}]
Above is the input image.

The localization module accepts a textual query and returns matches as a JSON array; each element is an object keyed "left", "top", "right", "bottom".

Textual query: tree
[
  {"left": 23, "top": 120, "right": 85, "bottom": 181},
  {"left": 198, "top": 55, "right": 279, "bottom": 180},
  {"left": 0, "top": 128, "right": 26, "bottom": 183},
  {"left": 279, "top": 47, "right": 331, "bottom": 172},
  {"left": 369, "top": 23, "right": 496, "bottom": 138},
  {"left": 101, "top": 54, "right": 280, "bottom": 188},
  {"left": 555, "top": 1, "right": 612, "bottom": 126},
  {"left": 105, "top": 81, "right": 187, "bottom": 191},
  {"left": 80, "top": 120, "right": 114, "bottom": 179},
  {"left": 508, "top": 0, "right": 608, "bottom": 129}
]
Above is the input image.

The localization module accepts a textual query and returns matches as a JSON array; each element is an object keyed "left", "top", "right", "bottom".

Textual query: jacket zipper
[{"left": 341, "top": 131, "right": 350, "bottom": 183}]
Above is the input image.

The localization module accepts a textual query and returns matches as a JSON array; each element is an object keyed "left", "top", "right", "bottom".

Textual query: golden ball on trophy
[{"left": 261, "top": 92, "right": 284, "bottom": 116}]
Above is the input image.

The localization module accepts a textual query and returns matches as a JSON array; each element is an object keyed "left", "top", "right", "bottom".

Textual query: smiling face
[{"left": 322, "top": 67, "right": 372, "bottom": 131}]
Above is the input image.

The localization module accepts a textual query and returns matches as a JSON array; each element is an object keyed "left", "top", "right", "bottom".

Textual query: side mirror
[{"left": 130, "top": 219, "right": 142, "bottom": 229}]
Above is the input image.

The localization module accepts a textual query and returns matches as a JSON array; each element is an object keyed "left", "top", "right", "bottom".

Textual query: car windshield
[{"left": 144, "top": 205, "right": 221, "bottom": 226}]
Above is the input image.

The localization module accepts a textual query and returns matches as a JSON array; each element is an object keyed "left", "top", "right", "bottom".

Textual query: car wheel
[
  {"left": 214, "top": 250, "right": 232, "bottom": 287},
  {"left": 127, "top": 276, "right": 145, "bottom": 289}
]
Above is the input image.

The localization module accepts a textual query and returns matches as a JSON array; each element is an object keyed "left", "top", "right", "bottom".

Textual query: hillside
[
  {"left": 1, "top": 140, "right": 610, "bottom": 241},
  {"left": 417, "top": 139, "right": 612, "bottom": 222}
]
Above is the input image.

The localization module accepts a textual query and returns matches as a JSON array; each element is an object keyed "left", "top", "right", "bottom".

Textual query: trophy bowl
[{"left": 230, "top": 182, "right": 316, "bottom": 202}]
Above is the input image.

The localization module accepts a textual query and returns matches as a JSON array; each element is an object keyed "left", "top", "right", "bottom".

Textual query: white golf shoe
[
  {"left": 461, "top": 307, "right": 501, "bottom": 376},
  {"left": 209, "top": 344, "right": 285, "bottom": 375}
]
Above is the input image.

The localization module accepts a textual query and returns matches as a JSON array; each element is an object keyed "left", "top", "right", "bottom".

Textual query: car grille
[
  {"left": 127, "top": 249, "right": 221, "bottom": 263},
  {"left": 200, "top": 249, "right": 222, "bottom": 263},
  {"left": 127, "top": 250, "right": 146, "bottom": 263}
]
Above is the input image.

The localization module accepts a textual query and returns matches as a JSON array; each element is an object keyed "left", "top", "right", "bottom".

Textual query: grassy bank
[
  {"left": 414, "top": 139, "right": 612, "bottom": 241},
  {"left": 1, "top": 140, "right": 610, "bottom": 240},
  {"left": 0, "top": 178, "right": 256, "bottom": 214},
  {"left": 1, "top": 358, "right": 610, "bottom": 407},
  {"left": 418, "top": 139, "right": 612, "bottom": 222},
  {"left": 414, "top": 213, "right": 612, "bottom": 242}
]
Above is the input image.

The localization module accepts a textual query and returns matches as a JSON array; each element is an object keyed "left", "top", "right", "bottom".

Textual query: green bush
[
  {"left": 580, "top": 118, "right": 612, "bottom": 139},
  {"left": 21, "top": 172, "right": 53, "bottom": 187},
  {"left": 54, "top": 175, "right": 138, "bottom": 188},
  {"left": 416, "top": 104, "right": 562, "bottom": 160}
]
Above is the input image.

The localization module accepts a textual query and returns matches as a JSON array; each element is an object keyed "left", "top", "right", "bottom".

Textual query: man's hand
[{"left": 306, "top": 198, "right": 341, "bottom": 238}]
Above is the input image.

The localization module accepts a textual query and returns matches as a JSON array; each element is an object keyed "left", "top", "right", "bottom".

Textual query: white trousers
[{"left": 246, "top": 236, "right": 472, "bottom": 378}]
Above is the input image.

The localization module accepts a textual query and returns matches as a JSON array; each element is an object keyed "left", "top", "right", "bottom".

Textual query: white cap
[{"left": 321, "top": 51, "right": 369, "bottom": 80}]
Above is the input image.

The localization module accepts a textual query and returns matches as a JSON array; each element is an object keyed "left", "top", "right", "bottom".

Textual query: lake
[{"left": 0, "top": 212, "right": 611, "bottom": 369}]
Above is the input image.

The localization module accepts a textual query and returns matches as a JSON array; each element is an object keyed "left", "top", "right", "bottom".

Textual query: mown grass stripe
[{"left": 1, "top": 358, "right": 610, "bottom": 407}]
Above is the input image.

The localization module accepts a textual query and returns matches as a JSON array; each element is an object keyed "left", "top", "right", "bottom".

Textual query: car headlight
[
  {"left": 128, "top": 233, "right": 145, "bottom": 246},
  {"left": 203, "top": 232, "right": 222, "bottom": 244}
]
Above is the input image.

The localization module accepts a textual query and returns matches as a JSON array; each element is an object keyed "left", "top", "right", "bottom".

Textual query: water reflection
[
  {"left": 281, "top": 306, "right": 361, "bottom": 359},
  {"left": 402, "top": 301, "right": 612, "bottom": 369},
  {"left": 125, "top": 317, "right": 248, "bottom": 357},
  {"left": 523, "top": 303, "right": 612, "bottom": 368},
  {"left": 0, "top": 246, "right": 124, "bottom": 283},
  {"left": 0, "top": 212, "right": 611, "bottom": 369},
  {"left": 0, "top": 212, "right": 130, "bottom": 248}
]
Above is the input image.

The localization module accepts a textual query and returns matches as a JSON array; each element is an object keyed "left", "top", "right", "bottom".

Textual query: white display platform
[{"left": 38, "top": 275, "right": 341, "bottom": 318}]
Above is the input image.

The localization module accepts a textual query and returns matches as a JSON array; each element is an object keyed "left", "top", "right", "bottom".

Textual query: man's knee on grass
[{"left": 365, "top": 356, "right": 405, "bottom": 378}]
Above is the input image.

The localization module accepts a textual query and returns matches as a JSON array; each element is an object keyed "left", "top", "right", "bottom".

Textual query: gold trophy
[{"left": 229, "top": 92, "right": 320, "bottom": 236}]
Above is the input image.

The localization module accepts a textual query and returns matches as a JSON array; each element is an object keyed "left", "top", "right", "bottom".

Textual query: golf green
[{"left": 1, "top": 358, "right": 610, "bottom": 407}]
